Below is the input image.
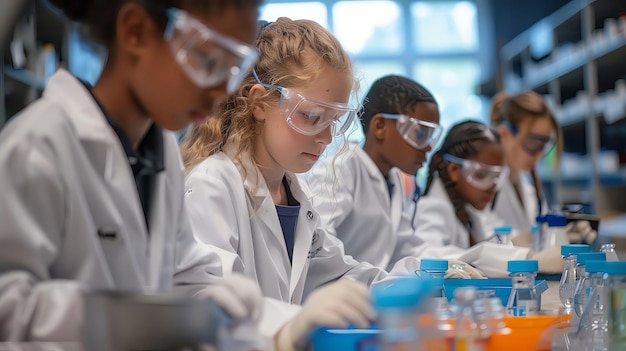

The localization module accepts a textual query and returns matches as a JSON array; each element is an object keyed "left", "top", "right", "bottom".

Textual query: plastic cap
[
  {"left": 576, "top": 252, "right": 606, "bottom": 265},
  {"left": 586, "top": 260, "right": 606, "bottom": 273},
  {"left": 603, "top": 261, "right": 626, "bottom": 275},
  {"left": 508, "top": 260, "right": 538, "bottom": 273},
  {"left": 372, "top": 277, "right": 434, "bottom": 309},
  {"left": 561, "top": 244, "right": 591, "bottom": 256},
  {"left": 546, "top": 214, "right": 568, "bottom": 227},
  {"left": 530, "top": 224, "right": 539, "bottom": 233},
  {"left": 420, "top": 259, "right": 448, "bottom": 272},
  {"left": 536, "top": 215, "right": 547, "bottom": 223},
  {"left": 494, "top": 226, "right": 513, "bottom": 235}
]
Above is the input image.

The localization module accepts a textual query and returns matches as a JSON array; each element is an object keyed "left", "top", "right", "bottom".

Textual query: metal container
[{"left": 83, "top": 291, "right": 228, "bottom": 351}]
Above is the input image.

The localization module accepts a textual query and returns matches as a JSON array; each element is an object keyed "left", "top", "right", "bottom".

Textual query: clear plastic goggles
[
  {"left": 164, "top": 8, "right": 259, "bottom": 94},
  {"left": 253, "top": 70, "right": 359, "bottom": 136},
  {"left": 381, "top": 113, "right": 442, "bottom": 150},
  {"left": 443, "top": 154, "right": 509, "bottom": 190},
  {"left": 505, "top": 122, "right": 555, "bottom": 156}
]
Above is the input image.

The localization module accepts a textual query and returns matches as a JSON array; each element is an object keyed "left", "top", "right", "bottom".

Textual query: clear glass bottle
[
  {"left": 506, "top": 260, "right": 539, "bottom": 316},
  {"left": 608, "top": 262, "right": 626, "bottom": 350},
  {"left": 418, "top": 259, "right": 448, "bottom": 311},
  {"left": 560, "top": 244, "right": 592, "bottom": 309},
  {"left": 372, "top": 277, "right": 440, "bottom": 351},
  {"left": 577, "top": 261, "right": 626, "bottom": 351},
  {"left": 600, "top": 243, "right": 619, "bottom": 262},
  {"left": 574, "top": 253, "right": 607, "bottom": 318},
  {"left": 473, "top": 295, "right": 506, "bottom": 334},
  {"left": 493, "top": 225, "right": 512, "bottom": 245},
  {"left": 452, "top": 287, "right": 489, "bottom": 351},
  {"left": 542, "top": 214, "right": 569, "bottom": 250}
]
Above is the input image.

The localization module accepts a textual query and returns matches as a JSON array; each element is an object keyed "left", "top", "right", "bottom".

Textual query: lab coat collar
[
  {"left": 43, "top": 69, "right": 151, "bottom": 272},
  {"left": 44, "top": 69, "right": 116, "bottom": 143},
  {"left": 225, "top": 148, "right": 317, "bottom": 299}
]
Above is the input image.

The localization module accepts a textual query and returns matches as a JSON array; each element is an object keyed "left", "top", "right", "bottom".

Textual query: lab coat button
[{"left": 306, "top": 211, "right": 314, "bottom": 220}]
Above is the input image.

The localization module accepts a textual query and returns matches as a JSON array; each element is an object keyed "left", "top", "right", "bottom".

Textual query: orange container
[{"left": 486, "top": 315, "right": 563, "bottom": 351}]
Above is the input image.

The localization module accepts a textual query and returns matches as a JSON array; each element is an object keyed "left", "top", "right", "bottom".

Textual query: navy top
[
  {"left": 384, "top": 175, "right": 395, "bottom": 200},
  {"left": 276, "top": 177, "right": 300, "bottom": 264}
]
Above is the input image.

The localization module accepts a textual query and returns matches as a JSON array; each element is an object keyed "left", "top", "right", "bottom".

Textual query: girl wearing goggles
[
  {"left": 411, "top": 121, "right": 536, "bottom": 277},
  {"left": 490, "top": 91, "right": 562, "bottom": 233},
  {"left": 181, "top": 18, "right": 397, "bottom": 351},
  {"left": 0, "top": 0, "right": 264, "bottom": 343}
]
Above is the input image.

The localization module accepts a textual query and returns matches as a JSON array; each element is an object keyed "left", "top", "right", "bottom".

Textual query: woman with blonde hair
[{"left": 489, "top": 91, "right": 561, "bottom": 232}]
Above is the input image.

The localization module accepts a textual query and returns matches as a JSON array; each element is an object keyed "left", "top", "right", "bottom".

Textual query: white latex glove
[
  {"left": 275, "top": 280, "right": 374, "bottom": 351},
  {"left": 196, "top": 274, "right": 263, "bottom": 322},
  {"left": 511, "top": 230, "right": 532, "bottom": 248},
  {"left": 565, "top": 221, "right": 597, "bottom": 245},
  {"left": 527, "top": 246, "right": 564, "bottom": 274},
  {"left": 446, "top": 259, "right": 486, "bottom": 278}
]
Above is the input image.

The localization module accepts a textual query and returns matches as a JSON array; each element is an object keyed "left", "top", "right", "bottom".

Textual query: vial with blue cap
[
  {"left": 371, "top": 277, "right": 441, "bottom": 351},
  {"left": 417, "top": 259, "right": 448, "bottom": 310},
  {"left": 608, "top": 261, "right": 626, "bottom": 350},
  {"left": 493, "top": 226, "right": 512, "bottom": 245},
  {"left": 578, "top": 261, "right": 626, "bottom": 350},
  {"left": 573, "top": 253, "right": 607, "bottom": 317},
  {"left": 530, "top": 224, "right": 541, "bottom": 252},
  {"left": 506, "top": 260, "right": 539, "bottom": 316},
  {"left": 559, "top": 244, "right": 592, "bottom": 309}
]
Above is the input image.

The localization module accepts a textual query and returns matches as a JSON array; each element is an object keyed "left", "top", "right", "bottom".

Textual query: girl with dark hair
[
  {"left": 412, "top": 120, "right": 565, "bottom": 276},
  {"left": 0, "top": 0, "right": 264, "bottom": 342}
]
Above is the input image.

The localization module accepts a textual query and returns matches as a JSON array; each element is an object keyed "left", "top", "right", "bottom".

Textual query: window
[{"left": 260, "top": 0, "right": 486, "bottom": 131}]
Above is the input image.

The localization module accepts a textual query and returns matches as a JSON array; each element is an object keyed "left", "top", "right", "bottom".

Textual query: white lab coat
[
  {"left": 411, "top": 178, "right": 529, "bottom": 277},
  {"left": 305, "top": 143, "right": 425, "bottom": 271},
  {"left": 184, "top": 151, "right": 391, "bottom": 335},
  {"left": 491, "top": 173, "right": 543, "bottom": 232},
  {"left": 0, "top": 69, "right": 230, "bottom": 341}
]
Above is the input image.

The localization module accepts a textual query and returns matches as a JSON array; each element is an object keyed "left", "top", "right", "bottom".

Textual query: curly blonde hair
[{"left": 180, "top": 17, "right": 355, "bottom": 173}]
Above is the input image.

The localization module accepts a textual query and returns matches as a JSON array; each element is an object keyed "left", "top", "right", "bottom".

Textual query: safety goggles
[
  {"left": 505, "top": 122, "right": 554, "bottom": 156},
  {"left": 252, "top": 70, "right": 360, "bottom": 136},
  {"left": 380, "top": 113, "right": 442, "bottom": 150},
  {"left": 164, "top": 8, "right": 259, "bottom": 94},
  {"left": 443, "top": 154, "right": 509, "bottom": 190}
]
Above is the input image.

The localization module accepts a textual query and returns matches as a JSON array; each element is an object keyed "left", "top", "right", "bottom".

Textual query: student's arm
[
  {"left": 0, "top": 136, "right": 83, "bottom": 341},
  {"left": 303, "top": 227, "right": 388, "bottom": 299},
  {"left": 182, "top": 166, "right": 246, "bottom": 278}
]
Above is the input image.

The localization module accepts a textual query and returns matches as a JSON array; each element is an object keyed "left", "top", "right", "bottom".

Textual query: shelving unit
[
  {"left": 500, "top": 0, "right": 626, "bottom": 220},
  {"left": 0, "top": 0, "right": 91, "bottom": 125}
]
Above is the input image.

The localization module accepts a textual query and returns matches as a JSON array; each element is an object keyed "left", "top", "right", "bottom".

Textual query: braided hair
[{"left": 424, "top": 120, "right": 500, "bottom": 240}]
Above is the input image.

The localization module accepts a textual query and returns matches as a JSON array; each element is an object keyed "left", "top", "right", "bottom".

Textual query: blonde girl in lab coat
[
  {"left": 0, "top": 0, "right": 266, "bottom": 343},
  {"left": 181, "top": 18, "right": 402, "bottom": 351},
  {"left": 413, "top": 121, "right": 565, "bottom": 276}
]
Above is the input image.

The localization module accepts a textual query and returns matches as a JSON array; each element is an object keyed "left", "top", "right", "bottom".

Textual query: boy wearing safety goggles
[
  {"left": 0, "top": 0, "right": 266, "bottom": 344},
  {"left": 413, "top": 121, "right": 566, "bottom": 276},
  {"left": 306, "top": 75, "right": 451, "bottom": 271},
  {"left": 181, "top": 19, "right": 414, "bottom": 351}
]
